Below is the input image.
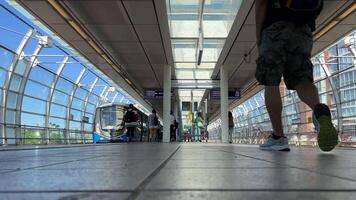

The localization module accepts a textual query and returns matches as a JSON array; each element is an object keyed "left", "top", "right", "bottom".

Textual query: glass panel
[
  {"left": 84, "top": 113, "right": 94, "bottom": 123},
  {"left": 86, "top": 103, "right": 96, "bottom": 114},
  {"left": 80, "top": 71, "right": 97, "bottom": 90},
  {"left": 6, "top": 128, "right": 15, "bottom": 144},
  {"left": 197, "top": 63, "right": 215, "bottom": 69},
  {"left": 56, "top": 77, "right": 74, "bottom": 94},
  {"left": 0, "top": 47, "right": 14, "bottom": 70},
  {"left": 0, "top": 88, "right": 2, "bottom": 106},
  {"left": 29, "top": 66, "right": 55, "bottom": 85},
  {"left": 23, "top": 129, "right": 45, "bottom": 145},
  {"left": 84, "top": 123, "right": 93, "bottom": 132},
  {"left": 88, "top": 94, "right": 99, "bottom": 105},
  {"left": 50, "top": 104, "right": 67, "bottom": 118},
  {"left": 74, "top": 87, "right": 88, "bottom": 100},
  {"left": 69, "top": 121, "right": 81, "bottom": 131},
  {"left": 92, "top": 79, "right": 107, "bottom": 96},
  {"left": 6, "top": 91, "right": 17, "bottom": 109},
  {"left": 70, "top": 109, "right": 82, "bottom": 121},
  {"left": 14, "top": 59, "right": 28, "bottom": 75},
  {"left": 172, "top": 40, "right": 197, "bottom": 62},
  {"left": 49, "top": 130, "right": 66, "bottom": 144},
  {"left": 6, "top": 110, "right": 16, "bottom": 124},
  {"left": 21, "top": 113, "right": 45, "bottom": 127},
  {"left": 175, "top": 70, "right": 194, "bottom": 79},
  {"left": 0, "top": 7, "right": 30, "bottom": 51},
  {"left": 193, "top": 69, "right": 212, "bottom": 79},
  {"left": 52, "top": 90, "right": 69, "bottom": 105},
  {"left": 9, "top": 74, "right": 22, "bottom": 91},
  {"left": 49, "top": 117, "right": 66, "bottom": 129},
  {"left": 60, "top": 60, "right": 85, "bottom": 82},
  {"left": 0, "top": 68, "right": 7, "bottom": 87},
  {"left": 201, "top": 39, "right": 224, "bottom": 62},
  {"left": 22, "top": 96, "right": 46, "bottom": 114},
  {"left": 168, "top": 0, "right": 199, "bottom": 38},
  {"left": 71, "top": 98, "right": 84, "bottom": 110},
  {"left": 36, "top": 47, "right": 65, "bottom": 73},
  {"left": 69, "top": 131, "right": 82, "bottom": 143},
  {"left": 23, "top": 37, "right": 38, "bottom": 56},
  {"left": 202, "top": 0, "right": 242, "bottom": 38},
  {"left": 24, "top": 80, "right": 49, "bottom": 100},
  {"left": 175, "top": 63, "right": 196, "bottom": 69}
]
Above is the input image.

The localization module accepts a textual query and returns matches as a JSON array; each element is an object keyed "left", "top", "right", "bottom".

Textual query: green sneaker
[{"left": 313, "top": 104, "right": 338, "bottom": 152}]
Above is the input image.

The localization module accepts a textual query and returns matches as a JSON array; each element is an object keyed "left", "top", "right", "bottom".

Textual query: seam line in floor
[{"left": 126, "top": 145, "right": 182, "bottom": 200}]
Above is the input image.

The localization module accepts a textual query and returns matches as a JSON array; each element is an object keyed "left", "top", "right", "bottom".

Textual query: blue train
[{"left": 93, "top": 103, "right": 148, "bottom": 143}]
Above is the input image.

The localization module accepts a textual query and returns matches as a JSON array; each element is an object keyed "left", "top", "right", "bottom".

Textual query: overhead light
[
  {"left": 46, "top": 0, "right": 138, "bottom": 98},
  {"left": 314, "top": 3, "right": 356, "bottom": 40},
  {"left": 338, "top": 3, "right": 356, "bottom": 20},
  {"left": 46, "top": 0, "right": 124, "bottom": 74},
  {"left": 314, "top": 20, "right": 338, "bottom": 41}
]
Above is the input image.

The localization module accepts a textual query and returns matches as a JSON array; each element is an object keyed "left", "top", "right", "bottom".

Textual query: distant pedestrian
[
  {"left": 148, "top": 109, "right": 159, "bottom": 142},
  {"left": 124, "top": 104, "right": 138, "bottom": 142},
  {"left": 228, "top": 111, "right": 234, "bottom": 143},
  {"left": 170, "top": 111, "right": 176, "bottom": 142}
]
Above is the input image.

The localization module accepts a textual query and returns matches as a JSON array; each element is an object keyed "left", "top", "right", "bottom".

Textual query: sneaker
[
  {"left": 259, "top": 136, "right": 290, "bottom": 151},
  {"left": 313, "top": 104, "right": 338, "bottom": 152}
]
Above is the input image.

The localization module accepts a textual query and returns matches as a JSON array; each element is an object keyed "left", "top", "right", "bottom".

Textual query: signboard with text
[
  {"left": 144, "top": 90, "right": 173, "bottom": 99},
  {"left": 210, "top": 89, "right": 241, "bottom": 100}
]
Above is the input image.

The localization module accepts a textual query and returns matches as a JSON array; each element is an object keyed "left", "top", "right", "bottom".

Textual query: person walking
[
  {"left": 195, "top": 112, "right": 205, "bottom": 142},
  {"left": 148, "top": 109, "right": 159, "bottom": 142},
  {"left": 255, "top": 0, "right": 338, "bottom": 151},
  {"left": 170, "top": 111, "right": 176, "bottom": 142},
  {"left": 124, "top": 104, "right": 138, "bottom": 142},
  {"left": 228, "top": 111, "right": 235, "bottom": 144}
]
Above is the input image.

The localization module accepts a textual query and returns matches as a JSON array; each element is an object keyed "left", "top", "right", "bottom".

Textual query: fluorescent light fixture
[{"left": 314, "top": 3, "right": 356, "bottom": 40}]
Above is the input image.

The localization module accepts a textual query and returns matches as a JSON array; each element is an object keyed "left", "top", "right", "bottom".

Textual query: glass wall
[
  {"left": 0, "top": 2, "right": 138, "bottom": 145},
  {"left": 208, "top": 30, "right": 356, "bottom": 147}
]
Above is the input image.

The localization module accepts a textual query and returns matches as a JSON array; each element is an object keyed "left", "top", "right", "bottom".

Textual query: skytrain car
[{"left": 93, "top": 103, "right": 148, "bottom": 143}]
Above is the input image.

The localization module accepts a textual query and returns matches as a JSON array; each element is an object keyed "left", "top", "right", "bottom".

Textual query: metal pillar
[
  {"left": 220, "top": 66, "right": 229, "bottom": 143},
  {"left": 163, "top": 65, "right": 171, "bottom": 142},
  {"left": 1, "top": 29, "right": 34, "bottom": 145}
]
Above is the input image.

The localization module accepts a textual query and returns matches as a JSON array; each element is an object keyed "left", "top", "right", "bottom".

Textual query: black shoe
[{"left": 313, "top": 104, "right": 338, "bottom": 152}]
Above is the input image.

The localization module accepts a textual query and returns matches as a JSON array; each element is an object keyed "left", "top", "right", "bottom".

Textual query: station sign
[
  {"left": 144, "top": 90, "right": 173, "bottom": 99},
  {"left": 210, "top": 89, "right": 241, "bottom": 100}
]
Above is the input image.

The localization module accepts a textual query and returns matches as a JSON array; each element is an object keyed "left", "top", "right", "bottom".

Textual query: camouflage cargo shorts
[{"left": 256, "top": 21, "right": 314, "bottom": 90}]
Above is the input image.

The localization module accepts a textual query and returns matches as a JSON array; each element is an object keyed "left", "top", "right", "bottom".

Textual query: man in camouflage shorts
[{"left": 255, "top": 0, "right": 338, "bottom": 151}]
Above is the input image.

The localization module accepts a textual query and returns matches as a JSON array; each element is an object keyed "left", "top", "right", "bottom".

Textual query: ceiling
[{"left": 15, "top": 0, "right": 356, "bottom": 121}]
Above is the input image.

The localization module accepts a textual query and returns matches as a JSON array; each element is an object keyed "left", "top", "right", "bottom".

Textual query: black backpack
[
  {"left": 125, "top": 110, "right": 136, "bottom": 123},
  {"left": 274, "top": 0, "right": 323, "bottom": 22}
]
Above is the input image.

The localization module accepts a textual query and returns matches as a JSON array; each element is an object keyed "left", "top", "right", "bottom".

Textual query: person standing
[
  {"left": 195, "top": 112, "right": 205, "bottom": 142},
  {"left": 170, "top": 111, "right": 176, "bottom": 142},
  {"left": 124, "top": 104, "right": 138, "bottom": 142},
  {"left": 228, "top": 111, "right": 235, "bottom": 144},
  {"left": 255, "top": 0, "right": 338, "bottom": 151},
  {"left": 148, "top": 109, "right": 159, "bottom": 142}
]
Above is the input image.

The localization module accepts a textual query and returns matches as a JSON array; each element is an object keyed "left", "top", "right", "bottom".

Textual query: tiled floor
[{"left": 1, "top": 143, "right": 356, "bottom": 199}]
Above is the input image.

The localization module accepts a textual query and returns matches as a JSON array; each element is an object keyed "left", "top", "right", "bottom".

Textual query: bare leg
[
  {"left": 295, "top": 82, "right": 320, "bottom": 110},
  {"left": 265, "top": 86, "right": 284, "bottom": 136}
]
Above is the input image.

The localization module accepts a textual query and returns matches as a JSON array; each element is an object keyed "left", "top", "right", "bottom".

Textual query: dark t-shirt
[{"left": 263, "top": 0, "right": 323, "bottom": 32}]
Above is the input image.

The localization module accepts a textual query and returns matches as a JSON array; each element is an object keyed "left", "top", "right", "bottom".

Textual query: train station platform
[{"left": 1, "top": 143, "right": 356, "bottom": 200}]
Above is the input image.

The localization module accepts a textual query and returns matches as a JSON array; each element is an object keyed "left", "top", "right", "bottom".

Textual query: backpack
[
  {"left": 125, "top": 110, "right": 136, "bottom": 123},
  {"left": 274, "top": 0, "right": 323, "bottom": 22},
  {"left": 153, "top": 116, "right": 159, "bottom": 126}
]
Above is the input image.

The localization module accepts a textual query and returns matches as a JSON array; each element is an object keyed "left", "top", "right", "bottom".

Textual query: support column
[
  {"left": 220, "top": 66, "right": 229, "bottom": 143},
  {"left": 163, "top": 65, "right": 171, "bottom": 142}
]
